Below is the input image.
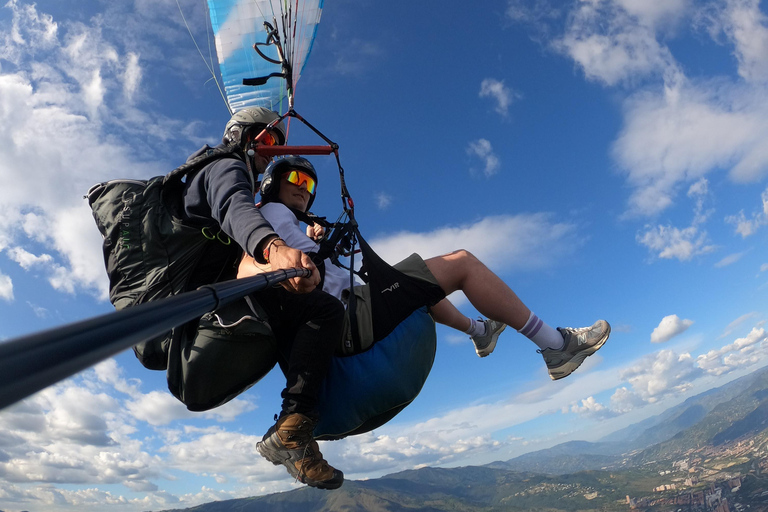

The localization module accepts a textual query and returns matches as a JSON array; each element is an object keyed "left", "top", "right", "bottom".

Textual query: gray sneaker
[
  {"left": 539, "top": 320, "right": 610, "bottom": 380},
  {"left": 472, "top": 319, "right": 507, "bottom": 357}
]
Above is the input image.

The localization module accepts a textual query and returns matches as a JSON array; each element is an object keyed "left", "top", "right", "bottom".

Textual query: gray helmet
[{"left": 222, "top": 107, "right": 286, "bottom": 147}]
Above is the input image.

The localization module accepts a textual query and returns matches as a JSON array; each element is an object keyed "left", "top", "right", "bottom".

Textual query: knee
[{"left": 445, "top": 249, "right": 479, "bottom": 266}]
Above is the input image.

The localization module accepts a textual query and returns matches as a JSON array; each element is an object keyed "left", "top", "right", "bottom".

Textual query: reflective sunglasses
[
  {"left": 285, "top": 170, "right": 316, "bottom": 195},
  {"left": 255, "top": 131, "right": 277, "bottom": 146}
]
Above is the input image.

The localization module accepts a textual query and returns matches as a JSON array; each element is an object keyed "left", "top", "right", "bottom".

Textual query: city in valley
[{"left": 622, "top": 430, "right": 768, "bottom": 511}]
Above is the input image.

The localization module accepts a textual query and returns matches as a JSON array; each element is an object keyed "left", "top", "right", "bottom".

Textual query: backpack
[{"left": 86, "top": 146, "right": 245, "bottom": 370}]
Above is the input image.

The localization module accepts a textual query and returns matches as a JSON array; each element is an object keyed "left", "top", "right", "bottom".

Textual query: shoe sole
[
  {"left": 548, "top": 323, "right": 611, "bottom": 381},
  {"left": 256, "top": 441, "right": 343, "bottom": 490},
  {"left": 474, "top": 323, "right": 507, "bottom": 358}
]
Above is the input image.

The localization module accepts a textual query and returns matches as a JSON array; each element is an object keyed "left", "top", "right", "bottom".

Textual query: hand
[
  {"left": 268, "top": 242, "right": 320, "bottom": 293},
  {"left": 306, "top": 223, "right": 325, "bottom": 241}
]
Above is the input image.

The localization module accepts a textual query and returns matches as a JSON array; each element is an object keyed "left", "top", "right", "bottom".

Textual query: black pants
[
  {"left": 257, "top": 287, "right": 344, "bottom": 417},
  {"left": 168, "top": 287, "right": 343, "bottom": 418}
]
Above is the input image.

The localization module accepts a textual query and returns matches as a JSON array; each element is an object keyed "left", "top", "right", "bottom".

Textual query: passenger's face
[{"left": 278, "top": 172, "right": 313, "bottom": 212}]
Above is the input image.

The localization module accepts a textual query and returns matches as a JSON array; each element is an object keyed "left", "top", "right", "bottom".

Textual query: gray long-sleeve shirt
[{"left": 181, "top": 144, "right": 276, "bottom": 259}]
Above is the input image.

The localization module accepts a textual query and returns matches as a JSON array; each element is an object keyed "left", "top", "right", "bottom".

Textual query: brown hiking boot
[{"left": 256, "top": 413, "right": 344, "bottom": 489}]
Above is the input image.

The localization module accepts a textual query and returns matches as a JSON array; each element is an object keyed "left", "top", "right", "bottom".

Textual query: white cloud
[
  {"left": 0, "top": 271, "right": 13, "bottom": 301},
  {"left": 376, "top": 192, "right": 392, "bottom": 210},
  {"left": 619, "top": 349, "right": 701, "bottom": 403},
  {"left": 6, "top": 246, "right": 54, "bottom": 269},
  {"left": 696, "top": 327, "right": 768, "bottom": 375},
  {"left": 123, "top": 52, "right": 142, "bottom": 101},
  {"left": 715, "top": 251, "right": 746, "bottom": 268},
  {"left": 717, "top": 0, "right": 768, "bottom": 84},
  {"left": 615, "top": 81, "right": 768, "bottom": 216},
  {"left": 466, "top": 139, "right": 500, "bottom": 177},
  {"left": 637, "top": 223, "right": 715, "bottom": 261},
  {"left": 609, "top": 386, "right": 646, "bottom": 414},
  {"left": 506, "top": 0, "right": 562, "bottom": 27},
  {"left": 370, "top": 213, "right": 580, "bottom": 274},
  {"left": 650, "top": 314, "right": 694, "bottom": 343},
  {"left": 761, "top": 263, "right": 768, "bottom": 272},
  {"left": 0, "top": 1, "right": 196, "bottom": 301},
  {"left": 511, "top": 0, "right": 768, "bottom": 222},
  {"left": 725, "top": 186, "right": 768, "bottom": 237},
  {"left": 554, "top": 0, "right": 685, "bottom": 87},
  {"left": 569, "top": 396, "right": 612, "bottom": 418},
  {"left": 479, "top": 78, "right": 518, "bottom": 116},
  {"left": 719, "top": 312, "right": 759, "bottom": 339},
  {"left": 634, "top": 165, "right": 717, "bottom": 262}
]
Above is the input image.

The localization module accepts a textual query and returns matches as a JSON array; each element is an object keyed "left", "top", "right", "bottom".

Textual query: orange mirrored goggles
[
  {"left": 255, "top": 131, "right": 278, "bottom": 146},
  {"left": 285, "top": 170, "right": 316, "bottom": 195}
]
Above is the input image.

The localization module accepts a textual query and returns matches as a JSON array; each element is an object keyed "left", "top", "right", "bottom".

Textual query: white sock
[
  {"left": 519, "top": 312, "right": 564, "bottom": 351},
  {"left": 465, "top": 318, "right": 487, "bottom": 337}
]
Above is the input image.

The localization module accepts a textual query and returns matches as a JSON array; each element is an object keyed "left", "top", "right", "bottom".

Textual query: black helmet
[
  {"left": 260, "top": 156, "right": 318, "bottom": 211},
  {"left": 223, "top": 107, "right": 286, "bottom": 147}
]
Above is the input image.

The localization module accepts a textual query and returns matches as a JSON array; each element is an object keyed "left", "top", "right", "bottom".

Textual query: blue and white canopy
[{"left": 207, "top": 0, "right": 323, "bottom": 113}]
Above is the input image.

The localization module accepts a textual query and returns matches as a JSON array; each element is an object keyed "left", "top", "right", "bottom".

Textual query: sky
[{"left": 0, "top": 0, "right": 767, "bottom": 510}]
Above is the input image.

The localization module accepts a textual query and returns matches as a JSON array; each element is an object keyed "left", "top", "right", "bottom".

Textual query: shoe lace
[{"left": 295, "top": 444, "right": 311, "bottom": 484}]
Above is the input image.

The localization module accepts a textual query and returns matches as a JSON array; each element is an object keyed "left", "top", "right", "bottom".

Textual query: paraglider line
[{"left": 175, "top": 0, "right": 230, "bottom": 114}]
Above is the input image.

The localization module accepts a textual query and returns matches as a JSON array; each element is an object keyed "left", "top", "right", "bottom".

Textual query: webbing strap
[{"left": 163, "top": 145, "right": 244, "bottom": 185}]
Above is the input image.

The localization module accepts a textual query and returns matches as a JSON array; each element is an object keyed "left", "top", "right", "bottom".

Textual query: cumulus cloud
[
  {"left": 568, "top": 396, "right": 613, "bottom": 418},
  {"left": 0, "top": 271, "right": 13, "bottom": 301},
  {"left": 554, "top": 0, "right": 685, "bottom": 87},
  {"left": 650, "top": 314, "right": 694, "bottom": 343},
  {"left": 466, "top": 139, "right": 500, "bottom": 177},
  {"left": 725, "top": 186, "right": 768, "bottom": 237},
  {"left": 370, "top": 213, "right": 580, "bottom": 273},
  {"left": 634, "top": 165, "right": 718, "bottom": 261},
  {"left": 615, "top": 81, "right": 768, "bottom": 217},
  {"left": 697, "top": 326, "right": 768, "bottom": 376},
  {"left": 637, "top": 223, "right": 715, "bottom": 261},
  {"left": 609, "top": 386, "right": 647, "bottom": 414},
  {"left": 479, "top": 78, "right": 519, "bottom": 116},
  {"left": 611, "top": 324, "right": 768, "bottom": 414},
  {"left": 619, "top": 349, "right": 701, "bottom": 403}
]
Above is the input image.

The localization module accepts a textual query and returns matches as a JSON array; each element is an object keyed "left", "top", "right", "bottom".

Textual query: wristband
[{"left": 263, "top": 237, "right": 285, "bottom": 264}]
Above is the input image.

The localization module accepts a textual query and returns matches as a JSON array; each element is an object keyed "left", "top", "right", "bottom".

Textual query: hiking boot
[
  {"left": 539, "top": 320, "right": 611, "bottom": 381},
  {"left": 471, "top": 319, "right": 507, "bottom": 357},
  {"left": 256, "top": 413, "right": 344, "bottom": 489}
]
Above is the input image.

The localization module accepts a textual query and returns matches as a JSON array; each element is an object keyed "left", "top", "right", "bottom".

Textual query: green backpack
[{"left": 86, "top": 146, "right": 245, "bottom": 370}]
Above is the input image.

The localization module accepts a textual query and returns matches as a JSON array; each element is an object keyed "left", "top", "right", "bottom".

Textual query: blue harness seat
[{"left": 314, "top": 307, "right": 436, "bottom": 440}]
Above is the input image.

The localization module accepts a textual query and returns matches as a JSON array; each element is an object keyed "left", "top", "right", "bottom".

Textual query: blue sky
[{"left": 1, "top": 0, "right": 768, "bottom": 510}]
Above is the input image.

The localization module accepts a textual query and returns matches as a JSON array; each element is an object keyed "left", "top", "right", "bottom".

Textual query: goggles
[
  {"left": 255, "top": 131, "right": 278, "bottom": 146},
  {"left": 285, "top": 170, "right": 316, "bottom": 195}
]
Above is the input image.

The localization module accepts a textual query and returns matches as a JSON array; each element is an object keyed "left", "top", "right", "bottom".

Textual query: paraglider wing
[{"left": 207, "top": 0, "right": 323, "bottom": 113}]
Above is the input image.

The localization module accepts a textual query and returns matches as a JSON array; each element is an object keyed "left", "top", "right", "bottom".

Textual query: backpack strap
[{"left": 163, "top": 145, "right": 245, "bottom": 186}]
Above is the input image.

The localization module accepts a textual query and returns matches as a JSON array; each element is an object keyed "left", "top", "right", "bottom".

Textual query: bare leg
[
  {"left": 424, "top": 250, "right": 530, "bottom": 330},
  {"left": 429, "top": 298, "right": 472, "bottom": 332}
]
